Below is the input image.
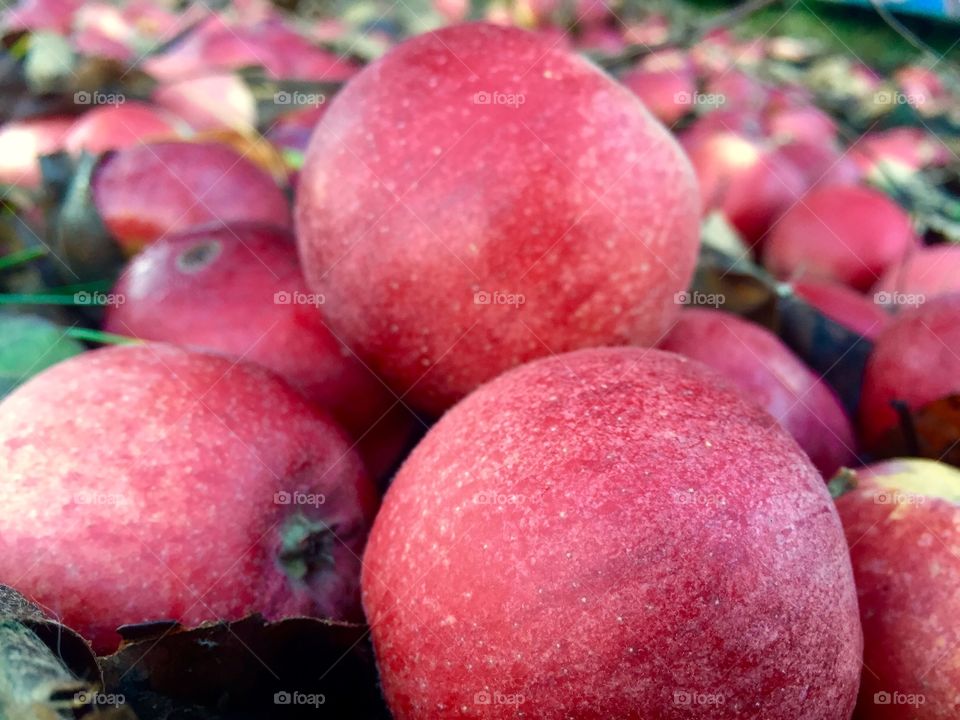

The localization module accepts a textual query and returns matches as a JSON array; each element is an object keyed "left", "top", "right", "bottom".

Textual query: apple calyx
[{"left": 277, "top": 513, "right": 336, "bottom": 584}]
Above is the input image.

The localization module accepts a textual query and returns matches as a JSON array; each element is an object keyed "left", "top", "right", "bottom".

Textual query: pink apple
[
  {"left": 295, "top": 23, "right": 700, "bottom": 415},
  {"left": 104, "top": 222, "right": 419, "bottom": 480},
  {"left": 859, "top": 295, "right": 960, "bottom": 453},
  {"left": 92, "top": 140, "right": 290, "bottom": 252},
  {"left": 789, "top": 277, "right": 889, "bottom": 340},
  {"left": 763, "top": 185, "right": 917, "bottom": 291},
  {"left": 873, "top": 245, "right": 960, "bottom": 302},
  {"left": 63, "top": 101, "right": 186, "bottom": 155},
  {"left": 363, "top": 347, "right": 862, "bottom": 719},
  {"left": 0, "top": 343, "right": 378, "bottom": 653},
  {"left": 835, "top": 458, "right": 960, "bottom": 719},
  {"left": 660, "top": 308, "right": 856, "bottom": 476}
]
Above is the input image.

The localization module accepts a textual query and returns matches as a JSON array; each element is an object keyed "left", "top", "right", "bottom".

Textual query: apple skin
[
  {"left": 63, "top": 101, "right": 185, "bottom": 155},
  {"left": 0, "top": 344, "right": 378, "bottom": 654},
  {"left": 296, "top": 22, "right": 700, "bottom": 416},
  {"left": 859, "top": 295, "right": 960, "bottom": 453},
  {"left": 775, "top": 140, "right": 862, "bottom": 190},
  {"left": 152, "top": 73, "right": 258, "bottom": 134},
  {"left": 684, "top": 131, "right": 808, "bottom": 247},
  {"left": 763, "top": 185, "right": 916, "bottom": 291},
  {"left": 144, "top": 14, "right": 358, "bottom": 82},
  {"left": 92, "top": 140, "right": 290, "bottom": 253},
  {"left": 834, "top": 458, "right": 960, "bottom": 720},
  {"left": 873, "top": 245, "right": 960, "bottom": 302},
  {"left": 362, "top": 347, "right": 861, "bottom": 719},
  {"left": 659, "top": 308, "right": 856, "bottom": 477},
  {"left": 789, "top": 277, "right": 889, "bottom": 340},
  {"left": 620, "top": 49, "right": 696, "bottom": 125},
  {"left": 103, "top": 222, "right": 418, "bottom": 481}
]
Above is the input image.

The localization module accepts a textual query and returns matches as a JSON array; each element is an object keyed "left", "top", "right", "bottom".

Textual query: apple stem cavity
[
  {"left": 278, "top": 513, "right": 336, "bottom": 584},
  {"left": 176, "top": 240, "right": 222, "bottom": 273}
]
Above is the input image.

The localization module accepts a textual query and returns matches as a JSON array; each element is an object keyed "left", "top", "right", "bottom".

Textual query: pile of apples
[{"left": 1, "top": 1, "right": 959, "bottom": 718}]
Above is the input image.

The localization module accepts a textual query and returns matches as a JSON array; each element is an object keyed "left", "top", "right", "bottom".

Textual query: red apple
[
  {"left": 835, "top": 458, "right": 960, "bottom": 719},
  {"left": 659, "top": 308, "right": 856, "bottom": 476},
  {"left": 620, "top": 49, "right": 696, "bottom": 125},
  {"left": 295, "top": 23, "right": 700, "bottom": 415},
  {"left": 0, "top": 116, "right": 73, "bottom": 189},
  {"left": 103, "top": 222, "right": 419, "bottom": 481},
  {"left": 703, "top": 69, "right": 769, "bottom": 110},
  {"left": 1, "top": 0, "right": 79, "bottom": 33},
  {"left": 152, "top": 73, "right": 258, "bottom": 134},
  {"left": 789, "top": 276, "right": 889, "bottom": 340},
  {"left": 63, "top": 101, "right": 185, "bottom": 155},
  {"left": 763, "top": 185, "right": 917, "bottom": 291},
  {"left": 859, "top": 295, "right": 960, "bottom": 453},
  {"left": 850, "top": 128, "right": 951, "bottom": 181},
  {"left": 678, "top": 110, "right": 764, "bottom": 153},
  {"left": 874, "top": 245, "right": 960, "bottom": 302},
  {"left": 362, "top": 347, "right": 862, "bottom": 719},
  {"left": 0, "top": 343, "right": 378, "bottom": 653},
  {"left": 144, "top": 15, "right": 357, "bottom": 82},
  {"left": 775, "top": 140, "right": 862, "bottom": 190},
  {"left": 92, "top": 140, "right": 290, "bottom": 253},
  {"left": 762, "top": 105, "right": 837, "bottom": 145},
  {"left": 685, "top": 131, "right": 808, "bottom": 246},
  {"left": 893, "top": 65, "right": 948, "bottom": 116}
]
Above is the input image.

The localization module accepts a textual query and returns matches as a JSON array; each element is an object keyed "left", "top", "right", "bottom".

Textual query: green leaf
[{"left": 0, "top": 314, "right": 84, "bottom": 398}]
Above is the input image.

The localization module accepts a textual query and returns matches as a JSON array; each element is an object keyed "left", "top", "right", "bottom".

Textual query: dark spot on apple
[
  {"left": 176, "top": 240, "right": 222, "bottom": 273},
  {"left": 278, "top": 513, "right": 336, "bottom": 584}
]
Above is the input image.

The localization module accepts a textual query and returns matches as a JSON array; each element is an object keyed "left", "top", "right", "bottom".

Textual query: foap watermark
[
  {"left": 472, "top": 490, "right": 526, "bottom": 506},
  {"left": 874, "top": 691, "right": 925, "bottom": 708},
  {"left": 672, "top": 489, "right": 726, "bottom": 507},
  {"left": 274, "top": 691, "right": 326, "bottom": 707},
  {"left": 74, "top": 90, "right": 126, "bottom": 106},
  {"left": 74, "top": 291, "right": 125, "bottom": 307},
  {"left": 474, "top": 290, "right": 525, "bottom": 307},
  {"left": 873, "top": 490, "right": 926, "bottom": 506},
  {"left": 76, "top": 691, "right": 126, "bottom": 706},
  {"left": 274, "top": 90, "right": 326, "bottom": 107},
  {"left": 274, "top": 290, "right": 325, "bottom": 307},
  {"left": 74, "top": 491, "right": 128, "bottom": 506},
  {"left": 674, "top": 290, "right": 725, "bottom": 308},
  {"left": 474, "top": 690, "right": 525, "bottom": 706},
  {"left": 274, "top": 490, "right": 326, "bottom": 508},
  {"left": 874, "top": 90, "right": 925, "bottom": 107},
  {"left": 472, "top": 90, "right": 526, "bottom": 108},
  {"left": 874, "top": 291, "right": 925, "bottom": 309},
  {"left": 674, "top": 690, "right": 725, "bottom": 707},
  {"left": 675, "top": 91, "right": 726, "bottom": 108}
]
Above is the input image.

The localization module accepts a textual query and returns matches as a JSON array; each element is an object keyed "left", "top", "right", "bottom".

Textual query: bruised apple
[
  {"left": 835, "top": 459, "right": 960, "bottom": 719},
  {"left": 92, "top": 140, "right": 290, "bottom": 252},
  {"left": 660, "top": 308, "right": 856, "bottom": 476},
  {"left": 859, "top": 295, "right": 960, "bottom": 453},
  {"left": 296, "top": 23, "right": 700, "bottom": 415},
  {"left": 0, "top": 344, "right": 378, "bottom": 653},
  {"left": 104, "top": 223, "right": 418, "bottom": 481},
  {"left": 363, "top": 348, "right": 862, "bottom": 719}
]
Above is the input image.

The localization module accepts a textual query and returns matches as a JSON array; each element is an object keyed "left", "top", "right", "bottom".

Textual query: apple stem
[
  {"left": 827, "top": 468, "right": 858, "bottom": 499},
  {"left": 278, "top": 514, "right": 335, "bottom": 584}
]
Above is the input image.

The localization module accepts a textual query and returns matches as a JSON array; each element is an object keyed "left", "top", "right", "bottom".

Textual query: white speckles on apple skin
[
  {"left": 0, "top": 344, "right": 378, "bottom": 654},
  {"left": 362, "top": 347, "right": 862, "bottom": 719},
  {"left": 295, "top": 22, "right": 701, "bottom": 416}
]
